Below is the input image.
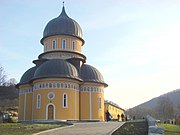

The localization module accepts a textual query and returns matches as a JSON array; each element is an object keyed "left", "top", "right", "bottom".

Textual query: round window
[{"left": 48, "top": 92, "right": 55, "bottom": 100}]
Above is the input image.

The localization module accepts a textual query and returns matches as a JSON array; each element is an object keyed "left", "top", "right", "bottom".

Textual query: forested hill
[
  {"left": 135, "top": 89, "right": 180, "bottom": 109},
  {"left": 126, "top": 89, "right": 180, "bottom": 121},
  {"left": 0, "top": 85, "right": 18, "bottom": 100}
]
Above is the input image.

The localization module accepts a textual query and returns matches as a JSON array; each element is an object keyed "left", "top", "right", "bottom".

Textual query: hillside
[
  {"left": 135, "top": 89, "right": 180, "bottom": 109},
  {"left": 127, "top": 89, "right": 180, "bottom": 120},
  {"left": 0, "top": 85, "right": 18, "bottom": 100},
  {"left": 0, "top": 85, "right": 18, "bottom": 110}
]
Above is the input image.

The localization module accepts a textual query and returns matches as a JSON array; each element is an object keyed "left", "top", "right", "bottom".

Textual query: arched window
[
  {"left": 52, "top": 40, "right": 57, "bottom": 49},
  {"left": 62, "top": 39, "right": 66, "bottom": 49},
  {"left": 44, "top": 43, "right": 48, "bottom": 51},
  {"left": 72, "top": 41, "right": 75, "bottom": 50},
  {"left": 37, "top": 94, "right": 41, "bottom": 109},
  {"left": 98, "top": 97, "right": 102, "bottom": 109},
  {"left": 63, "top": 93, "right": 68, "bottom": 108}
]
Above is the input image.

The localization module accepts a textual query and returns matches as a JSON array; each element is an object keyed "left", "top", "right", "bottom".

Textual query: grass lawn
[
  {"left": 0, "top": 123, "right": 67, "bottom": 135},
  {"left": 158, "top": 123, "right": 180, "bottom": 135}
]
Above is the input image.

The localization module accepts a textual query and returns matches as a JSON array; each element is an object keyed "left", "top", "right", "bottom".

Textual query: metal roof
[
  {"left": 33, "top": 59, "right": 82, "bottom": 81},
  {"left": 81, "top": 64, "right": 108, "bottom": 87},
  {"left": 41, "top": 6, "right": 84, "bottom": 44},
  {"left": 16, "top": 66, "right": 37, "bottom": 88}
]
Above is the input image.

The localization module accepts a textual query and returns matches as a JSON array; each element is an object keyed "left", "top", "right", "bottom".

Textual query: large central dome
[{"left": 41, "top": 6, "right": 83, "bottom": 43}]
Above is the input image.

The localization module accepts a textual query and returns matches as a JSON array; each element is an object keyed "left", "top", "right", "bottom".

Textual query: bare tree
[
  {"left": 6, "top": 78, "right": 17, "bottom": 86},
  {"left": 156, "top": 96, "right": 174, "bottom": 121},
  {"left": 0, "top": 66, "right": 6, "bottom": 86}
]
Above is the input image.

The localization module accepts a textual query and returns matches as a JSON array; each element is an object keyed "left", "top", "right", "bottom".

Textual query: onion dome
[
  {"left": 41, "top": 6, "right": 84, "bottom": 44},
  {"left": 16, "top": 66, "right": 37, "bottom": 87},
  {"left": 81, "top": 64, "right": 108, "bottom": 87},
  {"left": 33, "top": 60, "right": 82, "bottom": 81}
]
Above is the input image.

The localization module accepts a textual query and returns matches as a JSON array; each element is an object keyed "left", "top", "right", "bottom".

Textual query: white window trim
[
  {"left": 72, "top": 41, "right": 75, "bottom": 50},
  {"left": 47, "top": 92, "right": 55, "bottom": 100},
  {"left": 98, "top": 97, "right": 102, "bottom": 110},
  {"left": 46, "top": 103, "right": 56, "bottom": 120},
  {"left": 62, "top": 39, "right": 66, "bottom": 49},
  {"left": 52, "top": 40, "right": 57, "bottom": 49},
  {"left": 36, "top": 94, "right": 41, "bottom": 109},
  {"left": 62, "top": 93, "right": 68, "bottom": 108}
]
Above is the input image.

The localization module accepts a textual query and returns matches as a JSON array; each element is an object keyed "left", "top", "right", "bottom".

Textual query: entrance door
[{"left": 48, "top": 105, "right": 54, "bottom": 120}]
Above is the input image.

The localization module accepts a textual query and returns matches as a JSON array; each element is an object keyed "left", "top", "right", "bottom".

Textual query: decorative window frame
[
  {"left": 72, "top": 41, "right": 75, "bottom": 50},
  {"left": 98, "top": 97, "right": 102, "bottom": 110},
  {"left": 37, "top": 94, "right": 41, "bottom": 109},
  {"left": 62, "top": 93, "right": 68, "bottom": 108},
  {"left": 47, "top": 92, "right": 55, "bottom": 100},
  {"left": 62, "top": 39, "right": 66, "bottom": 49},
  {"left": 52, "top": 40, "right": 57, "bottom": 49}
]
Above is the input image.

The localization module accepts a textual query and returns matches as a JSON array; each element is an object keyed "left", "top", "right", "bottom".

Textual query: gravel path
[{"left": 37, "top": 122, "right": 125, "bottom": 135}]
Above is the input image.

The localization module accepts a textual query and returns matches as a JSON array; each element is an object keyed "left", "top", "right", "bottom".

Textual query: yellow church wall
[
  {"left": 91, "top": 92, "right": 104, "bottom": 120},
  {"left": 43, "top": 35, "right": 82, "bottom": 53},
  {"left": 80, "top": 92, "right": 90, "bottom": 120},
  {"left": 32, "top": 78, "right": 80, "bottom": 120},
  {"left": 18, "top": 85, "right": 33, "bottom": 121},
  {"left": 33, "top": 89, "right": 79, "bottom": 120},
  {"left": 25, "top": 93, "right": 32, "bottom": 120},
  {"left": 80, "top": 83, "right": 105, "bottom": 121},
  {"left": 18, "top": 94, "right": 24, "bottom": 121},
  {"left": 104, "top": 103, "right": 125, "bottom": 121}
]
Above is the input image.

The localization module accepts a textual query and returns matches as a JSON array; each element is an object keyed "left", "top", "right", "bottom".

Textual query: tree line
[
  {"left": 0, "top": 66, "right": 17, "bottom": 86},
  {"left": 126, "top": 96, "right": 180, "bottom": 122}
]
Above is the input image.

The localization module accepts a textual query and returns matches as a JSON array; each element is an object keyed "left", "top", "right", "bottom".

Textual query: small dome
[
  {"left": 33, "top": 60, "right": 82, "bottom": 81},
  {"left": 81, "top": 64, "right": 108, "bottom": 87},
  {"left": 19, "top": 66, "right": 37, "bottom": 85},
  {"left": 41, "top": 6, "right": 84, "bottom": 44}
]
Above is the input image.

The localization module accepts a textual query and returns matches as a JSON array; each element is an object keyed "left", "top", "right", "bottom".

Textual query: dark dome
[
  {"left": 19, "top": 66, "right": 37, "bottom": 85},
  {"left": 33, "top": 60, "right": 82, "bottom": 81},
  {"left": 81, "top": 64, "right": 108, "bottom": 87},
  {"left": 41, "top": 6, "right": 84, "bottom": 44}
]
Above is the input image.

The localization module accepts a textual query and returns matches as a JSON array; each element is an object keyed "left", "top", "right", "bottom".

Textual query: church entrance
[{"left": 48, "top": 105, "right": 54, "bottom": 120}]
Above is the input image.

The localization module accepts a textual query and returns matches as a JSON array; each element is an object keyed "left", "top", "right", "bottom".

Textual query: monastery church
[{"left": 16, "top": 5, "right": 108, "bottom": 121}]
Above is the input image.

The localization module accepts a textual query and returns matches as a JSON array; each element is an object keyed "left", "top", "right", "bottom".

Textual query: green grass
[
  {"left": 158, "top": 123, "right": 180, "bottom": 135},
  {"left": 0, "top": 123, "right": 66, "bottom": 135}
]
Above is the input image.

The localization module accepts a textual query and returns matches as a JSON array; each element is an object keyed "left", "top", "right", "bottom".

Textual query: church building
[{"left": 16, "top": 5, "right": 108, "bottom": 121}]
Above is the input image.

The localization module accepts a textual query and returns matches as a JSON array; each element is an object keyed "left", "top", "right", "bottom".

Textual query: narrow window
[
  {"left": 52, "top": 40, "right": 57, "bottom": 49},
  {"left": 61, "top": 83, "right": 64, "bottom": 88},
  {"left": 62, "top": 39, "right": 66, "bottom": 49},
  {"left": 65, "top": 84, "right": 67, "bottom": 88},
  {"left": 72, "top": 41, "right": 75, "bottom": 50},
  {"left": 37, "top": 94, "right": 41, "bottom": 109},
  {"left": 98, "top": 97, "right": 102, "bottom": 109},
  {"left": 57, "top": 83, "right": 60, "bottom": 88},
  {"left": 44, "top": 44, "right": 47, "bottom": 51},
  {"left": 53, "top": 83, "right": 56, "bottom": 88},
  {"left": 49, "top": 83, "right": 52, "bottom": 88},
  {"left": 42, "top": 83, "right": 45, "bottom": 88},
  {"left": 63, "top": 93, "right": 68, "bottom": 108}
]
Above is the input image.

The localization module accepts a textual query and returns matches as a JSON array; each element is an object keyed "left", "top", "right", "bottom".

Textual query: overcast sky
[{"left": 1, "top": 0, "right": 180, "bottom": 109}]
